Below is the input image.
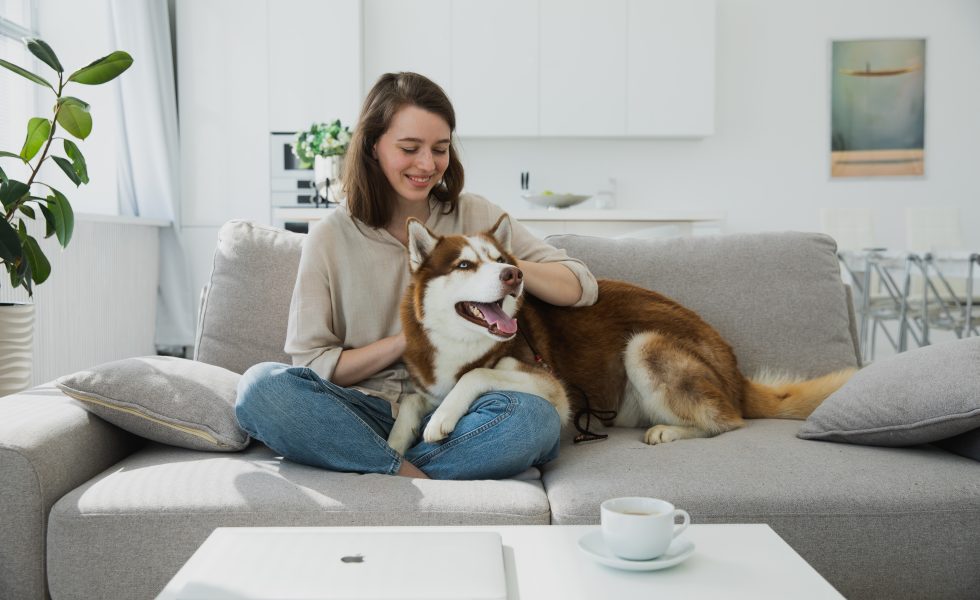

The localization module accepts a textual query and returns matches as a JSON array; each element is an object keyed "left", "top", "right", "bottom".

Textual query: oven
[{"left": 269, "top": 131, "right": 315, "bottom": 206}]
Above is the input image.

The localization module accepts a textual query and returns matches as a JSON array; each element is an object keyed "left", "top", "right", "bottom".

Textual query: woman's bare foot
[{"left": 397, "top": 459, "right": 429, "bottom": 479}]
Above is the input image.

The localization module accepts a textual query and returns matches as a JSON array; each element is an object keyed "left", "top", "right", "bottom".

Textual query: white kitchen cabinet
[
  {"left": 267, "top": 0, "right": 362, "bottom": 132},
  {"left": 450, "top": 0, "right": 539, "bottom": 137},
  {"left": 539, "top": 0, "right": 628, "bottom": 136},
  {"left": 360, "top": 0, "right": 714, "bottom": 138},
  {"left": 361, "top": 0, "right": 452, "bottom": 95},
  {"left": 626, "top": 0, "right": 715, "bottom": 137},
  {"left": 177, "top": 0, "right": 270, "bottom": 227}
]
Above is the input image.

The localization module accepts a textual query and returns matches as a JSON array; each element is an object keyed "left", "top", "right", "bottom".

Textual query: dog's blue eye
[{"left": 457, "top": 261, "right": 472, "bottom": 269}]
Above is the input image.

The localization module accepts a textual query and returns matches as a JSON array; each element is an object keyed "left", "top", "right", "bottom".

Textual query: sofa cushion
[
  {"left": 195, "top": 220, "right": 305, "bottom": 373},
  {"left": 56, "top": 356, "right": 248, "bottom": 452},
  {"left": 540, "top": 421, "right": 980, "bottom": 600},
  {"left": 799, "top": 337, "right": 980, "bottom": 446},
  {"left": 196, "top": 225, "right": 859, "bottom": 379},
  {"left": 47, "top": 443, "right": 551, "bottom": 599},
  {"left": 547, "top": 232, "right": 860, "bottom": 378}
]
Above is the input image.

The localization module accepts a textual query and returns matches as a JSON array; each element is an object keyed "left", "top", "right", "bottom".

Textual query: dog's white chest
[{"left": 426, "top": 340, "right": 496, "bottom": 400}]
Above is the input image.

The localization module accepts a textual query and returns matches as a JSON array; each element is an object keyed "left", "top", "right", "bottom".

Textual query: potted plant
[
  {"left": 293, "top": 119, "right": 352, "bottom": 204},
  {"left": 0, "top": 37, "right": 132, "bottom": 396}
]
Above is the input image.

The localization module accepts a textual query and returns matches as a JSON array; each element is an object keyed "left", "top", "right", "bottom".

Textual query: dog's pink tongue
[{"left": 475, "top": 302, "right": 518, "bottom": 334}]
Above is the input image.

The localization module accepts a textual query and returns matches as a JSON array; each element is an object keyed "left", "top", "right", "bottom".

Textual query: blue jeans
[{"left": 234, "top": 362, "right": 561, "bottom": 480}]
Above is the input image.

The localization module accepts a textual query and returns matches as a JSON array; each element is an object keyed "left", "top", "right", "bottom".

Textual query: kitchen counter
[
  {"left": 510, "top": 208, "right": 724, "bottom": 238},
  {"left": 271, "top": 206, "right": 725, "bottom": 238}
]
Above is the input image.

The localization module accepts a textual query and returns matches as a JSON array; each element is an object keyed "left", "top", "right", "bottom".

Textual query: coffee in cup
[{"left": 600, "top": 497, "right": 690, "bottom": 560}]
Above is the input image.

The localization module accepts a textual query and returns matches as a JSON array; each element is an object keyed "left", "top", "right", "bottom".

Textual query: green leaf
[
  {"left": 0, "top": 217, "right": 21, "bottom": 262},
  {"left": 20, "top": 118, "right": 51, "bottom": 161},
  {"left": 63, "top": 140, "right": 89, "bottom": 184},
  {"left": 19, "top": 204, "right": 35, "bottom": 219},
  {"left": 0, "top": 58, "right": 55, "bottom": 92},
  {"left": 0, "top": 179, "right": 30, "bottom": 210},
  {"left": 25, "top": 38, "right": 63, "bottom": 73},
  {"left": 67, "top": 50, "right": 133, "bottom": 85},
  {"left": 56, "top": 97, "right": 92, "bottom": 140},
  {"left": 22, "top": 234, "right": 50, "bottom": 284},
  {"left": 7, "top": 261, "right": 20, "bottom": 289},
  {"left": 52, "top": 156, "right": 81, "bottom": 186},
  {"left": 7, "top": 239, "right": 33, "bottom": 293},
  {"left": 0, "top": 150, "right": 27, "bottom": 161},
  {"left": 38, "top": 202, "right": 56, "bottom": 238},
  {"left": 0, "top": 165, "right": 6, "bottom": 184},
  {"left": 17, "top": 262, "right": 33, "bottom": 296},
  {"left": 44, "top": 189, "right": 74, "bottom": 247},
  {"left": 15, "top": 221, "right": 36, "bottom": 292}
]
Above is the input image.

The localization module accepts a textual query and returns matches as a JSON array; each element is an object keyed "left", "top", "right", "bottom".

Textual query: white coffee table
[{"left": 157, "top": 524, "right": 843, "bottom": 599}]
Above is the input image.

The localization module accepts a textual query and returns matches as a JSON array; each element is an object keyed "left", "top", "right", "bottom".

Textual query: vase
[
  {"left": 328, "top": 155, "right": 346, "bottom": 205},
  {"left": 312, "top": 155, "right": 346, "bottom": 205},
  {"left": 0, "top": 302, "right": 33, "bottom": 397},
  {"left": 313, "top": 155, "right": 331, "bottom": 202}
]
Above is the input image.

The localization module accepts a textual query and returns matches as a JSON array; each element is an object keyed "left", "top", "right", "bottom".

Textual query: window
[{"left": 0, "top": 0, "right": 36, "bottom": 180}]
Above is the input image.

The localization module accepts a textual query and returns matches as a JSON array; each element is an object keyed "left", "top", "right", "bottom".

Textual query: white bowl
[{"left": 522, "top": 193, "right": 591, "bottom": 209}]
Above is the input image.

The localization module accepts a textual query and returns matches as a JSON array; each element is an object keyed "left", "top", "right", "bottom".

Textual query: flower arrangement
[{"left": 293, "top": 120, "right": 352, "bottom": 168}]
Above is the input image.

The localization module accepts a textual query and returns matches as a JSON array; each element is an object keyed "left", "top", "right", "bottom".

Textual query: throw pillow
[
  {"left": 56, "top": 356, "right": 249, "bottom": 452},
  {"left": 798, "top": 337, "right": 980, "bottom": 446}
]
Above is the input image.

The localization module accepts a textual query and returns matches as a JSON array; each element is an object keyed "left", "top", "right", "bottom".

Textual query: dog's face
[{"left": 406, "top": 215, "right": 523, "bottom": 342}]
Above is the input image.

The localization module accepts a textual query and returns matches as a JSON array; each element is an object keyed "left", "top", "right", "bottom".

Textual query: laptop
[{"left": 174, "top": 528, "right": 507, "bottom": 600}]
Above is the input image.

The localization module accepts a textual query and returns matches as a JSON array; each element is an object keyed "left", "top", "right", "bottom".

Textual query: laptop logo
[{"left": 340, "top": 554, "right": 365, "bottom": 564}]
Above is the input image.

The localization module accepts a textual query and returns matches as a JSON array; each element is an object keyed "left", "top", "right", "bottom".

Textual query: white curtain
[{"left": 108, "top": 0, "right": 195, "bottom": 349}]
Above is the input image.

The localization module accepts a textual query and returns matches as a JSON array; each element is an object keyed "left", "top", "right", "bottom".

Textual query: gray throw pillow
[
  {"left": 56, "top": 356, "right": 248, "bottom": 451},
  {"left": 798, "top": 337, "right": 980, "bottom": 446}
]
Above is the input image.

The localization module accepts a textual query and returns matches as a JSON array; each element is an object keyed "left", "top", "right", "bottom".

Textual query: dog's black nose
[{"left": 500, "top": 266, "right": 523, "bottom": 286}]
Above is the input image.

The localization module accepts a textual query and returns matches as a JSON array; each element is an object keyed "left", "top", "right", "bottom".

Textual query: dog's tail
[{"left": 741, "top": 368, "right": 857, "bottom": 419}]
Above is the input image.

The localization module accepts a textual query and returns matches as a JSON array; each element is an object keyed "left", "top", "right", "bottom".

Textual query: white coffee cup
[{"left": 600, "top": 497, "right": 690, "bottom": 560}]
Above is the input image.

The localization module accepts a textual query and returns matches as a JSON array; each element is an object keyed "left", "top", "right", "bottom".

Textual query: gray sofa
[{"left": 2, "top": 221, "right": 978, "bottom": 600}]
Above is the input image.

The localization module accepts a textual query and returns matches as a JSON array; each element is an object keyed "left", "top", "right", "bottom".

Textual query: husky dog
[{"left": 386, "top": 215, "right": 855, "bottom": 455}]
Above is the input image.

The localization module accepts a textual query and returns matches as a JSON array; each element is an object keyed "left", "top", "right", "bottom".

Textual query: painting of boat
[{"left": 831, "top": 39, "right": 926, "bottom": 178}]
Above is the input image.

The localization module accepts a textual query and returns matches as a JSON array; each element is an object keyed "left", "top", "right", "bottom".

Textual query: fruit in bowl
[{"left": 522, "top": 190, "right": 591, "bottom": 209}]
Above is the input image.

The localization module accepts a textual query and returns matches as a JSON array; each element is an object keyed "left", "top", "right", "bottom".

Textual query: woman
[{"left": 235, "top": 73, "right": 597, "bottom": 479}]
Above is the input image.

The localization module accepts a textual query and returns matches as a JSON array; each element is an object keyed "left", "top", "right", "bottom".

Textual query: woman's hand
[
  {"left": 332, "top": 332, "right": 407, "bottom": 387},
  {"left": 515, "top": 260, "right": 584, "bottom": 306}
]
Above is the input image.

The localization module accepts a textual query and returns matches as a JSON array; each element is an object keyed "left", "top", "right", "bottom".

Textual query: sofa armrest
[{"left": 0, "top": 383, "right": 142, "bottom": 600}]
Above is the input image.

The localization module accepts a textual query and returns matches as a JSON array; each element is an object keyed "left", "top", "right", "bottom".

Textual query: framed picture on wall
[{"left": 830, "top": 38, "right": 926, "bottom": 178}]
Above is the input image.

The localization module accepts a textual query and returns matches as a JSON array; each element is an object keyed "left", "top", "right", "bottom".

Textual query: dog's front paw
[
  {"left": 644, "top": 424, "right": 685, "bottom": 445},
  {"left": 423, "top": 411, "right": 460, "bottom": 443},
  {"left": 388, "top": 429, "right": 414, "bottom": 455}
]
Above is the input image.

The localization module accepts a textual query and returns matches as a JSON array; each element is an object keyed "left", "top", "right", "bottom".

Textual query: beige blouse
[{"left": 284, "top": 193, "right": 598, "bottom": 409}]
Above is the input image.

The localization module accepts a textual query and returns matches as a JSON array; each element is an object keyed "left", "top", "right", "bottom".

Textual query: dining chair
[
  {"left": 839, "top": 249, "right": 924, "bottom": 363},
  {"left": 918, "top": 252, "right": 980, "bottom": 340}
]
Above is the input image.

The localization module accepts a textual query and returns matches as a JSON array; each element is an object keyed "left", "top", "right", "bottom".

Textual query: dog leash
[{"left": 517, "top": 322, "right": 617, "bottom": 444}]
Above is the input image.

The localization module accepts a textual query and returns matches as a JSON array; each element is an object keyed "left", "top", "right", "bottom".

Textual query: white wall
[
  {"left": 459, "top": 0, "right": 980, "bottom": 250},
  {"left": 26, "top": 0, "right": 980, "bottom": 252}
]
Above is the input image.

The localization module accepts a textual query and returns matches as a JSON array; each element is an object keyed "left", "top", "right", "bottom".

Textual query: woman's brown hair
[{"left": 343, "top": 72, "right": 464, "bottom": 228}]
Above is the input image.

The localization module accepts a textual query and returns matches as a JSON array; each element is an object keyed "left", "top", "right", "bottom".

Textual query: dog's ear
[
  {"left": 407, "top": 218, "right": 439, "bottom": 272},
  {"left": 488, "top": 213, "right": 513, "bottom": 253}
]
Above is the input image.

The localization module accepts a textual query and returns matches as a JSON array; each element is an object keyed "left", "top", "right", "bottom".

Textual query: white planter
[{"left": 0, "top": 303, "right": 33, "bottom": 397}]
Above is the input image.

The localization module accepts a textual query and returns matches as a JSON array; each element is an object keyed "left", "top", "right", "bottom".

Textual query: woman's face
[{"left": 374, "top": 105, "right": 451, "bottom": 207}]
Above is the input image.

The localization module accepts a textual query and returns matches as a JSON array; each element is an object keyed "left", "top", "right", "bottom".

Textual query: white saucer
[{"left": 577, "top": 530, "right": 695, "bottom": 571}]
